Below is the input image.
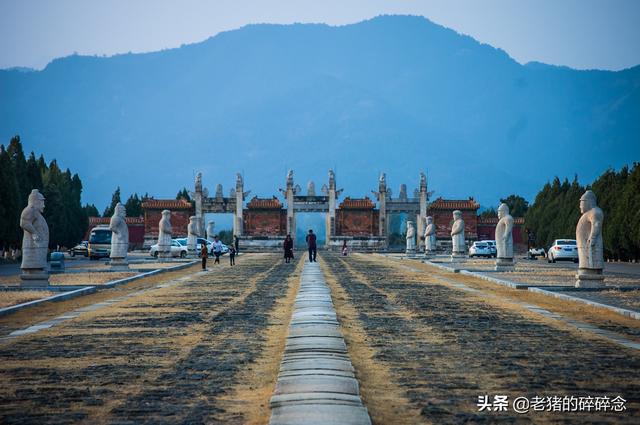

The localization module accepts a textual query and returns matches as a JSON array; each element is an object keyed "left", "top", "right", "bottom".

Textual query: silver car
[{"left": 149, "top": 239, "right": 188, "bottom": 258}]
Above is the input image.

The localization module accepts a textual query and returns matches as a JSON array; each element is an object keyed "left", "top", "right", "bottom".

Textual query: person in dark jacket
[
  {"left": 229, "top": 245, "right": 236, "bottom": 266},
  {"left": 283, "top": 234, "right": 294, "bottom": 263},
  {"left": 305, "top": 229, "right": 317, "bottom": 262},
  {"left": 200, "top": 244, "right": 208, "bottom": 270}
]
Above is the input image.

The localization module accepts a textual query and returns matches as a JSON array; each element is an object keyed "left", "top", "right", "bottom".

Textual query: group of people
[
  {"left": 200, "top": 235, "right": 239, "bottom": 270},
  {"left": 282, "top": 229, "right": 348, "bottom": 264}
]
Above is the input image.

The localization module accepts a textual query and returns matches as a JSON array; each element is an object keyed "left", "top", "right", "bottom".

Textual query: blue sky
[{"left": 1, "top": 0, "right": 639, "bottom": 70}]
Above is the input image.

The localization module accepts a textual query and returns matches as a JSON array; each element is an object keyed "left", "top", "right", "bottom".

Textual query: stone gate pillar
[
  {"left": 377, "top": 173, "right": 388, "bottom": 247},
  {"left": 194, "top": 172, "right": 204, "bottom": 237},
  {"left": 234, "top": 173, "right": 244, "bottom": 237},
  {"left": 417, "top": 172, "right": 428, "bottom": 250},
  {"left": 326, "top": 170, "right": 337, "bottom": 248},
  {"left": 286, "top": 170, "right": 296, "bottom": 237}
]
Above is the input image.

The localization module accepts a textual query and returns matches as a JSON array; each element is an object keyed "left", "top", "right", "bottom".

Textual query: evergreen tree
[
  {"left": 25, "top": 151, "right": 43, "bottom": 191},
  {"left": 124, "top": 193, "right": 142, "bottom": 217},
  {"left": 499, "top": 194, "right": 529, "bottom": 217},
  {"left": 480, "top": 208, "right": 497, "bottom": 219},
  {"left": 83, "top": 204, "right": 100, "bottom": 217},
  {"left": 103, "top": 187, "right": 122, "bottom": 217},
  {"left": 176, "top": 187, "right": 191, "bottom": 202},
  {"left": 7, "top": 136, "right": 29, "bottom": 209},
  {"left": 0, "top": 145, "right": 21, "bottom": 246}
]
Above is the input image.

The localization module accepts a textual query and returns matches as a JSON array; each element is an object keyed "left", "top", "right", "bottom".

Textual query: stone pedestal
[
  {"left": 424, "top": 250, "right": 435, "bottom": 260},
  {"left": 575, "top": 268, "right": 605, "bottom": 288},
  {"left": 405, "top": 248, "right": 416, "bottom": 258},
  {"left": 20, "top": 269, "right": 49, "bottom": 288},
  {"left": 495, "top": 257, "right": 515, "bottom": 272},
  {"left": 451, "top": 252, "right": 467, "bottom": 263},
  {"left": 110, "top": 258, "right": 130, "bottom": 271}
]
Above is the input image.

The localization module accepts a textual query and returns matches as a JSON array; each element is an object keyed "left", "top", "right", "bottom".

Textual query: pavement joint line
[
  {"left": 0, "top": 269, "right": 208, "bottom": 343},
  {"left": 391, "top": 260, "right": 640, "bottom": 351},
  {"left": 269, "top": 260, "right": 372, "bottom": 425}
]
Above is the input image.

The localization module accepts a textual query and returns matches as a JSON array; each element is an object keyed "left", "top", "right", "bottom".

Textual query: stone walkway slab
[{"left": 269, "top": 261, "right": 371, "bottom": 425}]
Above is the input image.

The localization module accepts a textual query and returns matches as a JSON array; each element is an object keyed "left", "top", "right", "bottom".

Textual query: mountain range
[{"left": 1, "top": 15, "right": 638, "bottom": 211}]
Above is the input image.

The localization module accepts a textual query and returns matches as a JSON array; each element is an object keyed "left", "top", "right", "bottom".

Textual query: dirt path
[
  {"left": 323, "top": 253, "right": 640, "bottom": 424},
  {"left": 0, "top": 254, "right": 298, "bottom": 424}
]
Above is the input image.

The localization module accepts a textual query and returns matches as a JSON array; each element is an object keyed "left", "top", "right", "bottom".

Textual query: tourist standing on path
[
  {"left": 200, "top": 244, "right": 208, "bottom": 270},
  {"left": 342, "top": 240, "right": 348, "bottom": 256},
  {"left": 229, "top": 245, "right": 236, "bottom": 266},
  {"left": 212, "top": 236, "right": 223, "bottom": 264},
  {"left": 284, "top": 234, "right": 294, "bottom": 263},
  {"left": 234, "top": 235, "right": 239, "bottom": 254},
  {"left": 306, "top": 229, "right": 317, "bottom": 262}
]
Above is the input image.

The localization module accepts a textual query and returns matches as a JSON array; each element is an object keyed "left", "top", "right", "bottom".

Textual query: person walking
[
  {"left": 305, "top": 229, "right": 317, "bottom": 262},
  {"left": 342, "top": 240, "right": 348, "bottom": 256},
  {"left": 212, "top": 236, "right": 223, "bottom": 264},
  {"left": 234, "top": 235, "right": 239, "bottom": 254},
  {"left": 229, "top": 245, "right": 236, "bottom": 266},
  {"left": 283, "top": 234, "right": 294, "bottom": 263},
  {"left": 200, "top": 243, "right": 208, "bottom": 270}
]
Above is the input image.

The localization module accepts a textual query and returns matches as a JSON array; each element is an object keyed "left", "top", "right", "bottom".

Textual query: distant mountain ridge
[{"left": 1, "top": 15, "right": 638, "bottom": 208}]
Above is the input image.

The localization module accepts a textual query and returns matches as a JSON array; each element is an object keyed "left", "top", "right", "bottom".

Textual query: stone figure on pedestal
[
  {"left": 399, "top": 184, "right": 408, "bottom": 201},
  {"left": 576, "top": 190, "right": 605, "bottom": 287},
  {"left": 109, "top": 202, "right": 129, "bottom": 269},
  {"left": 424, "top": 216, "right": 436, "bottom": 256},
  {"left": 451, "top": 210, "right": 466, "bottom": 259},
  {"left": 494, "top": 203, "right": 514, "bottom": 271},
  {"left": 187, "top": 216, "right": 198, "bottom": 258},
  {"left": 406, "top": 221, "right": 416, "bottom": 255},
  {"left": 206, "top": 221, "right": 215, "bottom": 241},
  {"left": 158, "top": 210, "right": 173, "bottom": 260},
  {"left": 307, "top": 181, "right": 316, "bottom": 196},
  {"left": 20, "top": 189, "right": 49, "bottom": 287}
]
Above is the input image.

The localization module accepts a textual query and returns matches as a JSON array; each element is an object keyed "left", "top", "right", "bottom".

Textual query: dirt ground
[
  {"left": 0, "top": 254, "right": 299, "bottom": 424},
  {"left": 0, "top": 291, "right": 56, "bottom": 308},
  {"left": 0, "top": 272, "right": 137, "bottom": 286},
  {"left": 322, "top": 253, "right": 640, "bottom": 424},
  {"left": 1, "top": 252, "right": 639, "bottom": 424}
]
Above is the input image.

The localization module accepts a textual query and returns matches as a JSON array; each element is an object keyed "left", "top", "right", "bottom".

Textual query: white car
[
  {"left": 480, "top": 240, "right": 497, "bottom": 257},
  {"left": 547, "top": 239, "right": 579, "bottom": 263},
  {"left": 528, "top": 247, "right": 546, "bottom": 259},
  {"left": 469, "top": 241, "right": 493, "bottom": 258},
  {"left": 174, "top": 237, "right": 214, "bottom": 255},
  {"left": 149, "top": 239, "right": 188, "bottom": 258}
]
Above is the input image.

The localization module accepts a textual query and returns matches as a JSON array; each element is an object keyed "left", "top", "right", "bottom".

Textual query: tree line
[
  {"left": 525, "top": 163, "right": 640, "bottom": 261},
  {"left": 0, "top": 136, "right": 87, "bottom": 250}
]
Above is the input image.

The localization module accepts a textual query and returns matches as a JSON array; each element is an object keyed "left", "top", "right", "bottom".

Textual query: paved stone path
[{"left": 269, "top": 261, "right": 371, "bottom": 425}]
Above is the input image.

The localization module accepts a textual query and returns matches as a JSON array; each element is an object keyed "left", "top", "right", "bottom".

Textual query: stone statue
[
  {"left": 236, "top": 172, "right": 243, "bottom": 187},
  {"left": 424, "top": 216, "right": 436, "bottom": 254},
  {"left": 576, "top": 190, "right": 605, "bottom": 287},
  {"left": 451, "top": 210, "right": 466, "bottom": 258},
  {"left": 187, "top": 216, "right": 198, "bottom": 257},
  {"left": 206, "top": 221, "right": 215, "bottom": 241},
  {"left": 215, "top": 184, "right": 224, "bottom": 200},
  {"left": 420, "top": 172, "right": 427, "bottom": 191},
  {"left": 495, "top": 203, "right": 514, "bottom": 270},
  {"left": 157, "top": 209, "right": 173, "bottom": 259},
  {"left": 329, "top": 170, "right": 336, "bottom": 190},
  {"left": 20, "top": 189, "right": 49, "bottom": 286},
  {"left": 399, "top": 184, "right": 408, "bottom": 200},
  {"left": 109, "top": 202, "right": 129, "bottom": 267},
  {"left": 287, "top": 170, "right": 294, "bottom": 188},
  {"left": 195, "top": 172, "right": 202, "bottom": 191},
  {"left": 307, "top": 181, "right": 316, "bottom": 196},
  {"left": 406, "top": 221, "right": 416, "bottom": 254}
]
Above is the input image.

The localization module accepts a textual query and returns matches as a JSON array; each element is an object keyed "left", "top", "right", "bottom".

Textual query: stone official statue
[
  {"left": 576, "top": 190, "right": 604, "bottom": 287},
  {"left": 307, "top": 181, "right": 316, "bottom": 196},
  {"left": 424, "top": 216, "right": 436, "bottom": 253},
  {"left": 206, "top": 221, "right": 215, "bottom": 241},
  {"left": 158, "top": 209, "right": 173, "bottom": 259},
  {"left": 495, "top": 203, "right": 514, "bottom": 270},
  {"left": 109, "top": 202, "right": 129, "bottom": 262},
  {"left": 495, "top": 203, "right": 514, "bottom": 259},
  {"left": 20, "top": 189, "right": 50, "bottom": 286},
  {"left": 451, "top": 210, "right": 466, "bottom": 256},
  {"left": 187, "top": 216, "right": 199, "bottom": 257},
  {"left": 406, "top": 220, "right": 416, "bottom": 253}
]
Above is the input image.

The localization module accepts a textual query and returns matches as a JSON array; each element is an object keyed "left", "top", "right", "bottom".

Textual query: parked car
[
  {"left": 174, "top": 237, "right": 214, "bottom": 255},
  {"left": 469, "top": 241, "right": 493, "bottom": 258},
  {"left": 528, "top": 247, "right": 546, "bottom": 259},
  {"left": 547, "top": 239, "right": 579, "bottom": 263},
  {"left": 149, "top": 239, "right": 188, "bottom": 258},
  {"left": 88, "top": 225, "right": 112, "bottom": 260},
  {"left": 481, "top": 240, "right": 497, "bottom": 257},
  {"left": 70, "top": 241, "right": 89, "bottom": 257}
]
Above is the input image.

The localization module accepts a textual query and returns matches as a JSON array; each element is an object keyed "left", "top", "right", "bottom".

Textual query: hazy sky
[{"left": 1, "top": 0, "right": 639, "bottom": 70}]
